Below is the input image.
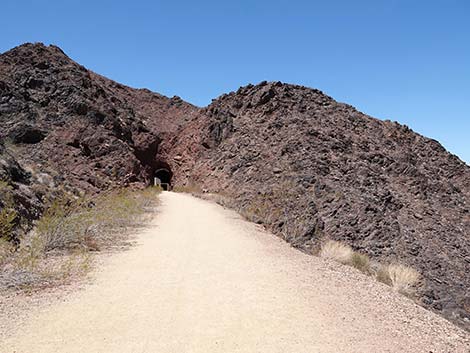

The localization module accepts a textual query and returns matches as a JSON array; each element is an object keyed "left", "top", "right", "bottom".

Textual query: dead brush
[
  {"left": 0, "top": 187, "right": 161, "bottom": 291},
  {"left": 35, "top": 187, "right": 160, "bottom": 252},
  {"left": 376, "top": 263, "right": 420, "bottom": 295},
  {"left": 241, "top": 199, "right": 268, "bottom": 224},
  {"left": 0, "top": 238, "right": 14, "bottom": 267},
  {"left": 36, "top": 198, "right": 94, "bottom": 251},
  {"left": 320, "top": 240, "right": 372, "bottom": 274},
  {"left": 320, "top": 240, "right": 354, "bottom": 264},
  {"left": 0, "top": 181, "right": 17, "bottom": 241},
  {"left": 319, "top": 240, "right": 419, "bottom": 296},
  {"left": 350, "top": 252, "right": 371, "bottom": 274}
]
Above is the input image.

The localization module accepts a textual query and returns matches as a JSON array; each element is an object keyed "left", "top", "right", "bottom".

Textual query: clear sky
[{"left": 2, "top": 0, "right": 469, "bottom": 164}]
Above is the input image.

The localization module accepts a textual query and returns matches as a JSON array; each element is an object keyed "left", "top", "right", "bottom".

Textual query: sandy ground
[{"left": 1, "top": 192, "right": 469, "bottom": 352}]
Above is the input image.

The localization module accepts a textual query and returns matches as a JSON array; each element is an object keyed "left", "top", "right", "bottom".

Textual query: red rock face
[
  {"left": 1, "top": 44, "right": 470, "bottom": 331},
  {"left": 0, "top": 43, "right": 199, "bottom": 194}
]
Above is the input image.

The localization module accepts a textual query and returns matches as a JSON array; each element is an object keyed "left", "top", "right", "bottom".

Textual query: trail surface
[{"left": 1, "top": 192, "right": 469, "bottom": 352}]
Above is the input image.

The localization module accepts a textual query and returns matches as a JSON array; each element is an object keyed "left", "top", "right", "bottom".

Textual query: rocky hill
[
  {"left": 0, "top": 43, "right": 198, "bottom": 238},
  {"left": 168, "top": 82, "right": 470, "bottom": 330},
  {"left": 1, "top": 43, "right": 469, "bottom": 331}
]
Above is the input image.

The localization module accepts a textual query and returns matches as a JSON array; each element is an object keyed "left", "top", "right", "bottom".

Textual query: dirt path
[{"left": 1, "top": 192, "right": 469, "bottom": 352}]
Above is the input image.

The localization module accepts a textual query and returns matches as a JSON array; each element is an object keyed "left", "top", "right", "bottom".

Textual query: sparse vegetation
[
  {"left": 236, "top": 181, "right": 307, "bottom": 241},
  {"left": 192, "top": 185, "right": 422, "bottom": 300},
  {"left": 176, "top": 182, "right": 311, "bottom": 246},
  {"left": 376, "top": 263, "right": 420, "bottom": 295},
  {"left": 320, "top": 240, "right": 354, "bottom": 265},
  {"left": 375, "top": 263, "right": 392, "bottom": 286},
  {"left": 206, "top": 192, "right": 232, "bottom": 208},
  {"left": 0, "top": 238, "right": 14, "bottom": 267},
  {"left": 240, "top": 194, "right": 276, "bottom": 224},
  {"left": 319, "top": 239, "right": 420, "bottom": 295},
  {"left": 350, "top": 252, "right": 372, "bottom": 274},
  {"left": 0, "top": 207, "right": 17, "bottom": 241},
  {"left": 0, "top": 187, "right": 161, "bottom": 291},
  {"left": 173, "top": 183, "right": 202, "bottom": 194},
  {"left": 319, "top": 240, "right": 371, "bottom": 274},
  {"left": 0, "top": 180, "right": 17, "bottom": 241}
]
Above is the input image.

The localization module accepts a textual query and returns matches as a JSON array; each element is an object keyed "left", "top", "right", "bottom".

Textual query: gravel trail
[{"left": 1, "top": 192, "right": 469, "bottom": 352}]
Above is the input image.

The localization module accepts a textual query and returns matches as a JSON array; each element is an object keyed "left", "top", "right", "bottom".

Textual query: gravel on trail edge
[{"left": 0, "top": 192, "right": 469, "bottom": 352}]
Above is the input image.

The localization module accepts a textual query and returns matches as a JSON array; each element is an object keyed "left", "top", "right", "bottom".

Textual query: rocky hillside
[
  {"left": 0, "top": 43, "right": 198, "bottom": 238},
  {"left": 1, "top": 43, "right": 469, "bottom": 331},
  {"left": 169, "top": 82, "right": 470, "bottom": 330}
]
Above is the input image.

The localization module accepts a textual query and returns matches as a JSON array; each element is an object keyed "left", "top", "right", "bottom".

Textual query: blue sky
[{"left": 2, "top": 0, "right": 469, "bottom": 164}]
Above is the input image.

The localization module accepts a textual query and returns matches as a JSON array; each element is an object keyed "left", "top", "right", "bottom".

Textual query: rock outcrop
[
  {"left": 171, "top": 81, "right": 470, "bottom": 330},
  {"left": 1, "top": 44, "right": 469, "bottom": 331},
  {"left": 0, "top": 43, "right": 198, "bottom": 238}
]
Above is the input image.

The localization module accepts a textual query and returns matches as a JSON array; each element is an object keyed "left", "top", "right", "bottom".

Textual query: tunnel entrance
[{"left": 154, "top": 168, "right": 172, "bottom": 191}]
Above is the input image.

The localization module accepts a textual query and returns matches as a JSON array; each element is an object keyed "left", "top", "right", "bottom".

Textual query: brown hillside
[
  {"left": 1, "top": 44, "right": 469, "bottom": 331},
  {"left": 0, "top": 43, "right": 198, "bottom": 237},
  {"left": 169, "top": 81, "right": 470, "bottom": 330}
]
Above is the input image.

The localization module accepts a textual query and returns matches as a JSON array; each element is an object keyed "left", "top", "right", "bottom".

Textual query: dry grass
[
  {"left": 240, "top": 196, "right": 276, "bottom": 224},
  {"left": 0, "top": 238, "right": 14, "bottom": 267},
  {"left": 0, "top": 187, "right": 161, "bottom": 291},
  {"left": 0, "top": 207, "right": 16, "bottom": 240},
  {"left": 186, "top": 183, "right": 420, "bottom": 299},
  {"left": 36, "top": 187, "right": 160, "bottom": 252},
  {"left": 350, "top": 252, "right": 371, "bottom": 274},
  {"left": 237, "top": 181, "right": 312, "bottom": 244},
  {"left": 376, "top": 263, "right": 420, "bottom": 295},
  {"left": 0, "top": 238, "right": 92, "bottom": 291},
  {"left": 375, "top": 263, "right": 392, "bottom": 286},
  {"left": 0, "top": 181, "right": 17, "bottom": 241},
  {"left": 319, "top": 240, "right": 370, "bottom": 274},
  {"left": 319, "top": 240, "right": 419, "bottom": 296},
  {"left": 320, "top": 240, "right": 354, "bottom": 265}
]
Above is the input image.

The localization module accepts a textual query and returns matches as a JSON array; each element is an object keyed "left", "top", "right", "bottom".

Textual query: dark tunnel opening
[{"left": 154, "top": 168, "right": 172, "bottom": 190}]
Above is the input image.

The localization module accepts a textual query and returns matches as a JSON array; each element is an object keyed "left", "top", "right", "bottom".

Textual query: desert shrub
[
  {"left": 39, "top": 250, "right": 92, "bottom": 284},
  {"left": 0, "top": 207, "right": 17, "bottom": 240},
  {"left": 36, "top": 187, "right": 160, "bottom": 251},
  {"left": 375, "top": 264, "right": 392, "bottom": 286},
  {"left": 35, "top": 197, "right": 86, "bottom": 251},
  {"left": 0, "top": 233, "right": 49, "bottom": 290},
  {"left": 320, "top": 240, "right": 372, "bottom": 274},
  {"left": 240, "top": 196, "right": 272, "bottom": 224},
  {"left": 0, "top": 187, "right": 160, "bottom": 291},
  {"left": 377, "top": 263, "right": 420, "bottom": 295},
  {"left": 14, "top": 233, "right": 46, "bottom": 271},
  {"left": 320, "top": 240, "right": 354, "bottom": 264},
  {"left": 0, "top": 238, "right": 14, "bottom": 267},
  {"left": 350, "top": 252, "right": 371, "bottom": 274},
  {"left": 0, "top": 247, "right": 92, "bottom": 291},
  {"left": 0, "top": 180, "right": 10, "bottom": 190},
  {"left": 0, "top": 181, "right": 17, "bottom": 241},
  {"left": 319, "top": 240, "right": 420, "bottom": 297},
  {"left": 91, "top": 189, "right": 154, "bottom": 229}
]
